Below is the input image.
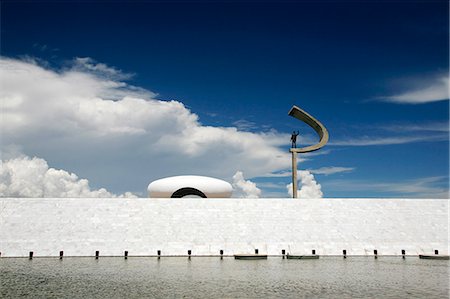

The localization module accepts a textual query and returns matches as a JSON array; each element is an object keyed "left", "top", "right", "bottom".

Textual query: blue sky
[{"left": 1, "top": 1, "right": 448, "bottom": 198}]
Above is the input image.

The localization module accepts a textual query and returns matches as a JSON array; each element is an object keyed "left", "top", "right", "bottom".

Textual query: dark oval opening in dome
[{"left": 171, "top": 187, "right": 207, "bottom": 198}]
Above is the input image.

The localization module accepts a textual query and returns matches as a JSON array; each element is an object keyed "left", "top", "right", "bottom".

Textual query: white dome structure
[{"left": 148, "top": 175, "right": 233, "bottom": 198}]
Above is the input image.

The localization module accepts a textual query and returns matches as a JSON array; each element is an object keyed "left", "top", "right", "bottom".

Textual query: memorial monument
[{"left": 288, "top": 105, "right": 329, "bottom": 198}]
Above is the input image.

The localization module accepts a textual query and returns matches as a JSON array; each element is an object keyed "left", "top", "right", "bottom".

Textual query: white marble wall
[{"left": 0, "top": 198, "right": 448, "bottom": 257}]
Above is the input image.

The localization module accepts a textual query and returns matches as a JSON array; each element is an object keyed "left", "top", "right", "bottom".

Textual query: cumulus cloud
[
  {"left": 381, "top": 76, "right": 449, "bottom": 104},
  {"left": 0, "top": 57, "right": 291, "bottom": 194},
  {"left": 0, "top": 156, "right": 136, "bottom": 198},
  {"left": 286, "top": 170, "right": 323, "bottom": 199},
  {"left": 232, "top": 171, "right": 261, "bottom": 198}
]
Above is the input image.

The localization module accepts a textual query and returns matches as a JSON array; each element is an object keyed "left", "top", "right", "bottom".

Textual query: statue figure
[{"left": 290, "top": 131, "right": 299, "bottom": 148}]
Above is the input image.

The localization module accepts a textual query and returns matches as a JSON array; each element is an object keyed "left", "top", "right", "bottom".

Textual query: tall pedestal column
[{"left": 291, "top": 150, "right": 298, "bottom": 198}]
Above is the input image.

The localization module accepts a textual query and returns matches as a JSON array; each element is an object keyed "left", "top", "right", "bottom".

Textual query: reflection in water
[{"left": 1, "top": 257, "right": 449, "bottom": 298}]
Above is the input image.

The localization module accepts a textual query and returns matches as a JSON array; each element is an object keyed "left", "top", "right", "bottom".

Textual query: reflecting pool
[{"left": 1, "top": 257, "right": 448, "bottom": 298}]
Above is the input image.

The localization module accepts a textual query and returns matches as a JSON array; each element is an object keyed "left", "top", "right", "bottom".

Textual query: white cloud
[
  {"left": 232, "top": 119, "right": 257, "bottom": 131},
  {"left": 381, "top": 76, "right": 449, "bottom": 104},
  {"left": 308, "top": 166, "right": 354, "bottom": 176},
  {"left": 72, "top": 57, "right": 134, "bottom": 80},
  {"left": 330, "top": 121, "right": 449, "bottom": 147},
  {"left": 260, "top": 166, "right": 354, "bottom": 177},
  {"left": 255, "top": 182, "right": 285, "bottom": 189},
  {"left": 330, "top": 135, "right": 447, "bottom": 146},
  {"left": 232, "top": 171, "right": 261, "bottom": 198},
  {"left": 286, "top": 170, "right": 323, "bottom": 199},
  {"left": 326, "top": 176, "right": 448, "bottom": 199},
  {"left": 0, "top": 57, "right": 291, "bottom": 194},
  {"left": 0, "top": 156, "right": 136, "bottom": 198},
  {"left": 259, "top": 171, "right": 292, "bottom": 178},
  {"left": 380, "top": 121, "right": 449, "bottom": 133}
]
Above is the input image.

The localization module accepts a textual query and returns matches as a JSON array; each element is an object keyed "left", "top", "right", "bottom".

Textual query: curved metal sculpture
[
  {"left": 288, "top": 105, "right": 329, "bottom": 198},
  {"left": 288, "top": 105, "right": 329, "bottom": 153}
]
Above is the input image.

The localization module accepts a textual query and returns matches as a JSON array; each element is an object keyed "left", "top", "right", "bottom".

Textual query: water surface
[{"left": 1, "top": 257, "right": 448, "bottom": 298}]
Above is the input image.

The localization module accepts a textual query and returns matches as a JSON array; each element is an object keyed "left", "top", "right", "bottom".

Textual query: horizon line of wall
[{"left": 1, "top": 198, "right": 448, "bottom": 257}]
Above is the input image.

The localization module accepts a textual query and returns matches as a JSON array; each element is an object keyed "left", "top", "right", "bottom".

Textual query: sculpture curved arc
[{"left": 288, "top": 105, "right": 329, "bottom": 153}]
